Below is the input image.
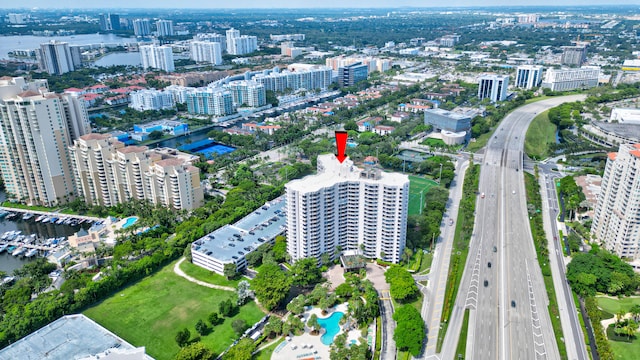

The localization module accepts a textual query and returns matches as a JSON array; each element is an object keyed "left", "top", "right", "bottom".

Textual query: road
[
  {"left": 380, "top": 290, "right": 397, "bottom": 360},
  {"left": 538, "top": 163, "right": 590, "bottom": 360},
  {"left": 438, "top": 95, "right": 586, "bottom": 360},
  {"left": 417, "top": 156, "right": 469, "bottom": 359}
]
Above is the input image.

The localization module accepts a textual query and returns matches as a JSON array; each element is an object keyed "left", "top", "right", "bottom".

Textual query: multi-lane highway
[{"left": 436, "top": 95, "right": 586, "bottom": 360}]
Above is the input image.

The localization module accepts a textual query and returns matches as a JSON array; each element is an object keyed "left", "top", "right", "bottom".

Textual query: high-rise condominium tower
[
  {"left": 286, "top": 154, "right": 409, "bottom": 264},
  {"left": 0, "top": 77, "right": 90, "bottom": 206},
  {"left": 592, "top": 143, "right": 640, "bottom": 261}
]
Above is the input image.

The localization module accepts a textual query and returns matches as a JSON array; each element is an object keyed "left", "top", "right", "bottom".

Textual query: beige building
[
  {"left": 0, "top": 77, "right": 90, "bottom": 206},
  {"left": 592, "top": 143, "right": 640, "bottom": 262},
  {"left": 68, "top": 228, "right": 101, "bottom": 253},
  {"left": 69, "top": 133, "right": 204, "bottom": 210}
]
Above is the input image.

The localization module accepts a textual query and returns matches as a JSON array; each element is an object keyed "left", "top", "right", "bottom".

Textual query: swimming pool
[
  {"left": 318, "top": 311, "right": 344, "bottom": 345},
  {"left": 122, "top": 217, "right": 139, "bottom": 229}
]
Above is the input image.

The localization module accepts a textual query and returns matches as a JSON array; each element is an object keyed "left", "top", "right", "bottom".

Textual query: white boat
[
  {"left": 12, "top": 246, "right": 26, "bottom": 256},
  {"left": 0, "top": 243, "right": 8, "bottom": 253},
  {"left": 24, "top": 248, "right": 38, "bottom": 257},
  {"left": 35, "top": 214, "right": 45, "bottom": 222},
  {"left": 22, "top": 213, "right": 34, "bottom": 220}
]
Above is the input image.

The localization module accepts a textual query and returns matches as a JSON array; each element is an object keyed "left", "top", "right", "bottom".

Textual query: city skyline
[{"left": 1, "top": 0, "right": 639, "bottom": 9}]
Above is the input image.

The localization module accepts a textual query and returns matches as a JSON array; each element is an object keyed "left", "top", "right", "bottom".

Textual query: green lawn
[
  {"left": 408, "top": 175, "right": 439, "bottom": 215},
  {"left": 418, "top": 251, "right": 433, "bottom": 273},
  {"left": 596, "top": 296, "right": 640, "bottom": 315},
  {"left": 421, "top": 138, "right": 446, "bottom": 147},
  {"left": 180, "top": 258, "right": 243, "bottom": 288},
  {"left": 524, "top": 110, "right": 556, "bottom": 160},
  {"left": 254, "top": 338, "right": 284, "bottom": 360},
  {"left": 609, "top": 336, "right": 640, "bottom": 360},
  {"left": 84, "top": 260, "right": 265, "bottom": 360},
  {"left": 466, "top": 130, "right": 493, "bottom": 153},
  {"left": 455, "top": 309, "right": 470, "bottom": 359}
]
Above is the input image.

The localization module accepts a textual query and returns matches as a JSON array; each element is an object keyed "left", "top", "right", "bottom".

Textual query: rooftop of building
[
  {"left": 424, "top": 108, "right": 472, "bottom": 120},
  {"left": 119, "top": 145, "right": 148, "bottom": 154},
  {"left": 0, "top": 314, "right": 152, "bottom": 360},
  {"left": 192, "top": 196, "right": 286, "bottom": 262},
  {"left": 593, "top": 121, "right": 640, "bottom": 142},
  {"left": 80, "top": 133, "right": 112, "bottom": 141},
  {"left": 286, "top": 154, "right": 409, "bottom": 193}
]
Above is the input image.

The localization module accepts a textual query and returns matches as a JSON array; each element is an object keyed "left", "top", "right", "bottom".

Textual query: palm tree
[
  {"left": 627, "top": 321, "right": 639, "bottom": 340},
  {"left": 616, "top": 310, "right": 626, "bottom": 329},
  {"left": 630, "top": 305, "right": 640, "bottom": 322}
]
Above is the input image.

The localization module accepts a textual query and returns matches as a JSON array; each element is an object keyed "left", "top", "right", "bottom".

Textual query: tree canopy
[
  {"left": 393, "top": 305, "right": 425, "bottom": 356},
  {"left": 567, "top": 249, "right": 638, "bottom": 297},
  {"left": 251, "top": 262, "right": 291, "bottom": 311}
]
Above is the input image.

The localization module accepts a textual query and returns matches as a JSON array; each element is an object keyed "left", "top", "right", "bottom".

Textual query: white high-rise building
[
  {"left": 193, "top": 33, "right": 227, "bottom": 52},
  {"left": 286, "top": 154, "right": 409, "bottom": 264},
  {"left": 0, "top": 77, "right": 90, "bottom": 206},
  {"left": 186, "top": 88, "right": 234, "bottom": 116},
  {"left": 190, "top": 41, "right": 222, "bottom": 65},
  {"left": 478, "top": 74, "right": 509, "bottom": 102},
  {"left": 227, "top": 80, "right": 266, "bottom": 108},
  {"left": 37, "top": 41, "right": 75, "bottom": 75},
  {"left": 69, "top": 134, "right": 203, "bottom": 210},
  {"left": 129, "top": 89, "right": 176, "bottom": 111},
  {"left": 592, "top": 143, "right": 640, "bottom": 261},
  {"left": 225, "top": 28, "right": 240, "bottom": 49},
  {"left": 252, "top": 65, "right": 333, "bottom": 92},
  {"left": 515, "top": 65, "right": 543, "bottom": 89},
  {"left": 156, "top": 20, "right": 174, "bottom": 37},
  {"left": 541, "top": 67, "right": 600, "bottom": 92},
  {"left": 133, "top": 19, "right": 151, "bottom": 36},
  {"left": 140, "top": 44, "right": 175, "bottom": 72},
  {"left": 225, "top": 28, "right": 257, "bottom": 55}
]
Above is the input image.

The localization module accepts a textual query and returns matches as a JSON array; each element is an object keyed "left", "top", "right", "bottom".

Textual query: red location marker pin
[{"left": 335, "top": 131, "right": 348, "bottom": 163}]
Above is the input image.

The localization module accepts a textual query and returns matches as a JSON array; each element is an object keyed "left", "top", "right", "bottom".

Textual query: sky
[{"left": 1, "top": 0, "right": 639, "bottom": 10}]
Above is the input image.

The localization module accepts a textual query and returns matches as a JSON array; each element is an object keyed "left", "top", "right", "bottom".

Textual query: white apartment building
[
  {"left": 252, "top": 65, "right": 333, "bottom": 92},
  {"left": 164, "top": 85, "right": 193, "bottom": 104},
  {"left": 38, "top": 41, "right": 75, "bottom": 75},
  {"left": 225, "top": 28, "right": 257, "bottom": 55},
  {"left": 140, "top": 44, "right": 175, "bottom": 72},
  {"left": 155, "top": 19, "right": 174, "bottom": 37},
  {"left": 326, "top": 55, "right": 383, "bottom": 72},
  {"left": 229, "top": 36, "right": 258, "bottom": 55},
  {"left": 133, "top": 19, "right": 151, "bottom": 36},
  {"left": 129, "top": 89, "right": 176, "bottom": 111},
  {"left": 541, "top": 67, "right": 600, "bottom": 92},
  {"left": 69, "top": 134, "right": 203, "bottom": 210},
  {"left": 227, "top": 80, "right": 266, "bottom": 108},
  {"left": 193, "top": 33, "right": 226, "bottom": 51},
  {"left": 592, "top": 143, "right": 640, "bottom": 261},
  {"left": 478, "top": 74, "right": 509, "bottom": 102},
  {"left": 515, "top": 65, "right": 543, "bottom": 89},
  {"left": 286, "top": 154, "right": 409, "bottom": 264},
  {"left": 186, "top": 87, "right": 234, "bottom": 116},
  {"left": 0, "top": 77, "right": 90, "bottom": 206},
  {"left": 190, "top": 41, "right": 222, "bottom": 65}
]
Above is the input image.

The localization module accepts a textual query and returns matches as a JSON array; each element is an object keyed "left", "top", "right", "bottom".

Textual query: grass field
[
  {"left": 179, "top": 258, "right": 243, "bottom": 288},
  {"left": 609, "top": 336, "right": 640, "bottom": 360},
  {"left": 597, "top": 296, "right": 640, "bottom": 315},
  {"left": 254, "top": 338, "right": 284, "bottom": 360},
  {"left": 455, "top": 309, "right": 470, "bottom": 359},
  {"left": 525, "top": 110, "right": 556, "bottom": 160},
  {"left": 466, "top": 130, "right": 493, "bottom": 153},
  {"left": 408, "top": 175, "right": 439, "bottom": 215},
  {"left": 84, "top": 260, "right": 265, "bottom": 360}
]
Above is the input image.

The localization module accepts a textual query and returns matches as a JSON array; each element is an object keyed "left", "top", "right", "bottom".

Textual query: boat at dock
[
  {"left": 24, "top": 248, "right": 38, "bottom": 257},
  {"left": 0, "top": 210, "right": 9, "bottom": 219},
  {"left": 35, "top": 214, "right": 45, "bottom": 222},
  {"left": 11, "top": 246, "right": 25, "bottom": 256},
  {"left": 0, "top": 243, "right": 8, "bottom": 253},
  {"left": 22, "top": 213, "right": 34, "bottom": 220}
]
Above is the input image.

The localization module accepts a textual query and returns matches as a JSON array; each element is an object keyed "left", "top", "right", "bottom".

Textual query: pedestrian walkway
[{"left": 173, "top": 257, "right": 235, "bottom": 292}]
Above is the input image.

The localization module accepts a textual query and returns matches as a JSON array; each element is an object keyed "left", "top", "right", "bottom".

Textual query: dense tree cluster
[
  {"left": 567, "top": 248, "right": 639, "bottom": 297},
  {"left": 393, "top": 305, "right": 425, "bottom": 356},
  {"left": 384, "top": 265, "right": 419, "bottom": 303},
  {"left": 406, "top": 186, "right": 449, "bottom": 251},
  {"left": 558, "top": 176, "right": 586, "bottom": 221},
  {"left": 251, "top": 262, "right": 291, "bottom": 311},
  {"left": 584, "top": 297, "right": 614, "bottom": 360}
]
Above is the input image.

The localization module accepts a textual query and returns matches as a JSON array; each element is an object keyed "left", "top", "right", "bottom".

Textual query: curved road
[{"left": 438, "top": 95, "right": 587, "bottom": 360}]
